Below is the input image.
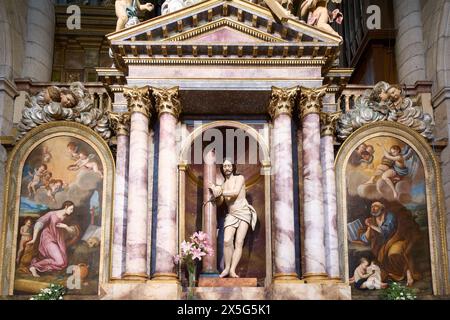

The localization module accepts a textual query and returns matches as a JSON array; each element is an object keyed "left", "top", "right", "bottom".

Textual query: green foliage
[
  {"left": 380, "top": 282, "right": 417, "bottom": 300},
  {"left": 30, "top": 283, "right": 66, "bottom": 300}
]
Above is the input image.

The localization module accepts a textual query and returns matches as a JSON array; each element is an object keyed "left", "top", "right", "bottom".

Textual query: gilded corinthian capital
[
  {"left": 299, "top": 86, "right": 328, "bottom": 119},
  {"left": 320, "top": 111, "right": 342, "bottom": 137},
  {"left": 109, "top": 112, "right": 131, "bottom": 137},
  {"left": 152, "top": 87, "right": 182, "bottom": 119},
  {"left": 267, "top": 86, "right": 298, "bottom": 120},
  {"left": 123, "top": 86, "right": 152, "bottom": 117}
]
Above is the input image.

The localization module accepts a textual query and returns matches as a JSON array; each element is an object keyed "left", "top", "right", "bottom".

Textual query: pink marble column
[
  {"left": 202, "top": 149, "right": 218, "bottom": 274},
  {"left": 299, "top": 86, "right": 328, "bottom": 282},
  {"left": 123, "top": 87, "right": 151, "bottom": 280},
  {"left": 320, "top": 112, "right": 341, "bottom": 280},
  {"left": 109, "top": 112, "right": 131, "bottom": 279},
  {"left": 268, "top": 87, "right": 298, "bottom": 280},
  {"left": 153, "top": 87, "right": 182, "bottom": 280}
]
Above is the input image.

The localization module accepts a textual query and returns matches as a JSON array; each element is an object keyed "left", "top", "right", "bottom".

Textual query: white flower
[{"left": 59, "top": 296, "right": 63, "bottom": 300}]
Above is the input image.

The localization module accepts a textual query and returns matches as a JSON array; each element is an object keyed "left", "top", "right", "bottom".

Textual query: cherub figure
[
  {"left": 365, "top": 261, "right": 388, "bottom": 290},
  {"left": 68, "top": 150, "right": 103, "bottom": 178},
  {"left": 115, "top": 0, "right": 154, "bottom": 31},
  {"left": 300, "top": 0, "right": 343, "bottom": 37},
  {"left": 16, "top": 218, "right": 33, "bottom": 264},
  {"left": 42, "top": 146, "right": 53, "bottom": 163},
  {"left": 365, "top": 144, "right": 414, "bottom": 199},
  {"left": 27, "top": 164, "right": 49, "bottom": 198},
  {"left": 67, "top": 142, "right": 80, "bottom": 160},
  {"left": 46, "top": 179, "right": 66, "bottom": 202}
]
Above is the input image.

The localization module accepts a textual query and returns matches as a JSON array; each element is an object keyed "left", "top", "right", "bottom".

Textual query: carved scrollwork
[
  {"left": 16, "top": 82, "right": 112, "bottom": 142},
  {"left": 337, "top": 81, "right": 434, "bottom": 141},
  {"left": 268, "top": 86, "right": 298, "bottom": 119},
  {"left": 152, "top": 87, "right": 182, "bottom": 119}
]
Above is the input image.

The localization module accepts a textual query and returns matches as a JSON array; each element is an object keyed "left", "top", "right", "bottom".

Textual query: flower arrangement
[
  {"left": 174, "top": 231, "right": 214, "bottom": 297},
  {"left": 30, "top": 283, "right": 66, "bottom": 300},
  {"left": 379, "top": 282, "right": 417, "bottom": 300}
]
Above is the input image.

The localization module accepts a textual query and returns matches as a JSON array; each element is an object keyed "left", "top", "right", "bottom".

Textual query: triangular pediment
[
  {"left": 107, "top": 0, "right": 342, "bottom": 66},
  {"left": 163, "top": 18, "right": 282, "bottom": 43}
]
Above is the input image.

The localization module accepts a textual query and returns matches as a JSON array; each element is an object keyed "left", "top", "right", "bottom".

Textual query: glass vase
[{"left": 186, "top": 262, "right": 196, "bottom": 300}]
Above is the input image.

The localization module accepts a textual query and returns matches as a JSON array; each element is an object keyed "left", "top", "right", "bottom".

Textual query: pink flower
[
  {"left": 173, "top": 254, "right": 180, "bottom": 264},
  {"left": 191, "top": 247, "right": 206, "bottom": 261},
  {"left": 181, "top": 240, "right": 193, "bottom": 255}
]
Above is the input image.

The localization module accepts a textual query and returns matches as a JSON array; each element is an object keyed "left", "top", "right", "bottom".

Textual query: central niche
[{"left": 182, "top": 122, "right": 269, "bottom": 285}]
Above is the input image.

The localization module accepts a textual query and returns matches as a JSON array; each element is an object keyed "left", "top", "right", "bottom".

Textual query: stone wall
[
  {"left": 394, "top": 0, "right": 450, "bottom": 286},
  {"left": 0, "top": 0, "right": 55, "bottom": 236}
]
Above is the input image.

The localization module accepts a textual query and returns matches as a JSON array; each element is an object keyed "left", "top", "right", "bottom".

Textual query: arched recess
[
  {"left": 0, "top": 122, "right": 115, "bottom": 296},
  {"left": 335, "top": 121, "right": 449, "bottom": 296},
  {"left": 178, "top": 120, "right": 272, "bottom": 285}
]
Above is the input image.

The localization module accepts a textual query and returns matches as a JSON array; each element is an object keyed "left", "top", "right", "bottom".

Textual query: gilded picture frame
[
  {"left": 335, "top": 121, "right": 449, "bottom": 296},
  {"left": 0, "top": 122, "right": 115, "bottom": 296}
]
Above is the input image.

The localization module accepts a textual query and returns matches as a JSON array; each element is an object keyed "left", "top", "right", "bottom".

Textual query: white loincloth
[{"left": 224, "top": 200, "right": 257, "bottom": 231}]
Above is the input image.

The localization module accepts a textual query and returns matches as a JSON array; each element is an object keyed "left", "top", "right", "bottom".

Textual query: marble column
[
  {"left": 320, "top": 112, "right": 341, "bottom": 281},
  {"left": 299, "top": 86, "right": 328, "bottom": 282},
  {"left": 123, "top": 87, "right": 151, "bottom": 279},
  {"left": 202, "top": 149, "right": 218, "bottom": 274},
  {"left": 109, "top": 112, "right": 131, "bottom": 279},
  {"left": 268, "top": 86, "right": 298, "bottom": 280},
  {"left": 153, "top": 87, "right": 182, "bottom": 280}
]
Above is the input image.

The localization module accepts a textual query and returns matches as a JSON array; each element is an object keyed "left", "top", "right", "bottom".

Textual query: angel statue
[
  {"left": 115, "top": 0, "right": 154, "bottom": 31},
  {"left": 363, "top": 144, "right": 419, "bottom": 201},
  {"left": 299, "top": 0, "right": 343, "bottom": 38}
]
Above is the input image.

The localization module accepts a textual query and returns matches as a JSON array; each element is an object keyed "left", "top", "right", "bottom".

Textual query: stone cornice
[
  {"left": 432, "top": 86, "right": 450, "bottom": 109},
  {"left": 0, "top": 78, "right": 19, "bottom": 99}
]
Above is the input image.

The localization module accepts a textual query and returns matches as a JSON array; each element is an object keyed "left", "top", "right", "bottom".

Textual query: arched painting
[
  {"left": 14, "top": 136, "right": 103, "bottom": 295},
  {"left": 336, "top": 122, "right": 449, "bottom": 298},
  {"left": 0, "top": 122, "right": 114, "bottom": 296}
]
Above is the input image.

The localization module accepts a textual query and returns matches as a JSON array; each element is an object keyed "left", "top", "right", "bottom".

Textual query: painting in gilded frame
[
  {"left": 345, "top": 135, "right": 434, "bottom": 297},
  {"left": 13, "top": 136, "right": 104, "bottom": 295}
]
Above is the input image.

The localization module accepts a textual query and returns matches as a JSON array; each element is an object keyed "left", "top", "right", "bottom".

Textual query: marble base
[
  {"left": 100, "top": 281, "right": 181, "bottom": 300},
  {"left": 270, "top": 282, "right": 351, "bottom": 300},
  {"left": 192, "top": 287, "right": 266, "bottom": 300},
  {"left": 198, "top": 277, "right": 257, "bottom": 287}
]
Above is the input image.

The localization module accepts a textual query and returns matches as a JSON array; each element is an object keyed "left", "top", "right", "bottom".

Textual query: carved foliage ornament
[
  {"left": 109, "top": 112, "right": 131, "bottom": 137},
  {"left": 16, "top": 82, "right": 112, "bottom": 142},
  {"left": 337, "top": 81, "right": 434, "bottom": 141},
  {"left": 320, "top": 111, "right": 341, "bottom": 137},
  {"left": 152, "top": 87, "right": 182, "bottom": 119},
  {"left": 123, "top": 86, "right": 152, "bottom": 117},
  {"left": 268, "top": 86, "right": 298, "bottom": 119},
  {"left": 299, "top": 86, "right": 327, "bottom": 119}
]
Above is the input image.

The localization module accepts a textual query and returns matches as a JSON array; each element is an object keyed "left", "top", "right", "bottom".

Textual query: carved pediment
[{"left": 107, "top": 0, "right": 342, "bottom": 66}]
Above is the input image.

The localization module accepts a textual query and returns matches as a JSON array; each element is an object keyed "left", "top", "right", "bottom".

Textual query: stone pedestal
[
  {"left": 198, "top": 277, "right": 257, "bottom": 287},
  {"left": 270, "top": 282, "right": 351, "bottom": 300}
]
